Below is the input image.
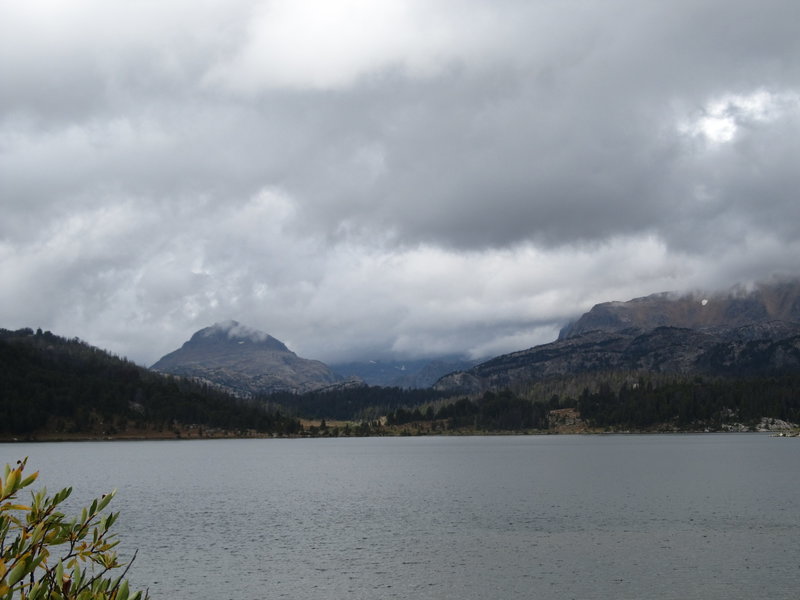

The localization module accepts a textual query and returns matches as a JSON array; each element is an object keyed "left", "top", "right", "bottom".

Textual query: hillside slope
[
  {"left": 436, "top": 279, "right": 800, "bottom": 395},
  {"left": 0, "top": 327, "right": 300, "bottom": 437},
  {"left": 152, "top": 321, "right": 345, "bottom": 395}
]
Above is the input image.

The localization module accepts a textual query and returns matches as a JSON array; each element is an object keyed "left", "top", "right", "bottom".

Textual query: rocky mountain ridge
[
  {"left": 559, "top": 279, "right": 800, "bottom": 339},
  {"left": 151, "top": 321, "right": 346, "bottom": 396},
  {"left": 435, "top": 280, "right": 800, "bottom": 395}
]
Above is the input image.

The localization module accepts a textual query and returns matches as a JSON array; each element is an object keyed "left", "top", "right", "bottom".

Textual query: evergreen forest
[{"left": 0, "top": 328, "right": 301, "bottom": 437}]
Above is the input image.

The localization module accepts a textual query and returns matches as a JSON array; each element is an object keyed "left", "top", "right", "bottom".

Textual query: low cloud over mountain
[
  {"left": 151, "top": 321, "right": 345, "bottom": 395},
  {"left": 2, "top": 1, "right": 799, "bottom": 365}
]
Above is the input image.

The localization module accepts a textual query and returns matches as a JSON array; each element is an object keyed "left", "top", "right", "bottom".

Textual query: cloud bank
[{"left": 2, "top": 0, "right": 799, "bottom": 365}]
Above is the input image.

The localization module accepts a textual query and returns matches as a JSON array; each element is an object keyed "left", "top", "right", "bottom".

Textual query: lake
[{"left": 2, "top": 434, "right": 798, "bottom": 599}]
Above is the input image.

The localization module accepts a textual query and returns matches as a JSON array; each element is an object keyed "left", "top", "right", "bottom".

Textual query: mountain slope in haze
[
  {"left": 151, "top": 321, "right": 344, "bottom": 395},
  {"left": 560, "top": 279, "right": 800, "bottom": 339},
  {"left": 436, "top": 279, "right": 800, "bottom": 395},
  {"left": 330, "top": 356, "right": 479, "bottom": 388}
]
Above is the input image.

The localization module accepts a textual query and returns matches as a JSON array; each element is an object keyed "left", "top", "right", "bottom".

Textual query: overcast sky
[{"left": 2, "top": 0, "right": 799, "bottom": 366}]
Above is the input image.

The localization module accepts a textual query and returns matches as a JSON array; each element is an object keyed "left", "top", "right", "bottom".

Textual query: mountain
[
  {"left": 0, "top": 327, "right": 301, "bottom": 438},
  {"left": 435, "top": 280, "right": 800, "bottom": 395},
  {"left": 151, "top": 321, "right": 345, "bottom": 395},
  {"left": 559, "top": 279, "right": 800, "bottom": 339},
  {"left": 330, "top": 356, "right": 479, "bottom": 388}
]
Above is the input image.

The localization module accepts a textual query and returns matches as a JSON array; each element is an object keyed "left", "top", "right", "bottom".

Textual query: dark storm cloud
[
  {"left": 1, "top": 0, "right": 799, "bottom": 364},
  {"left": 285, "top": 3, "right": 799, "bottom": 251}
]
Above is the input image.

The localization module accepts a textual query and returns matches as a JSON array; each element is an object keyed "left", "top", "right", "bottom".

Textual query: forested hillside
[
  {"left": 0, "top": 328, "right": 301, "bottom": 437},
  {"left": 384, "top": 375, "right": 800, "bottom": 432},
  {"left": 263, "top": 385, "right": 446, "bottom": 420}
]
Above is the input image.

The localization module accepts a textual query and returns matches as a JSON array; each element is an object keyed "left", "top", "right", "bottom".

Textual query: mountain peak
[
  {"left": 151, "top": 321, "right": 342, "bottom": 395},
  {"left": 189, "top": 321, "right": 290, "bottom": 353}
]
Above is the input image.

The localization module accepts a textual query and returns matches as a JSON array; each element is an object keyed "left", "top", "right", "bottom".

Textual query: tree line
[
  {"left": 386, "top": 390, "right": 556, "bottom": 431},
  {"left": 577, "top": 376, "right": 800, "bottom": 429},
  {"left": 383, "top": 374, "right": 800, "bottom": 432},
  {"left": 0, "top": 328, "right": 301, "bottom": 436},
  {"left": 261, "top": 385, "right": 447, "bottom": 421}
]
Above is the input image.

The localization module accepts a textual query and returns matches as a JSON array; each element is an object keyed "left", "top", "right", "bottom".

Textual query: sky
[{"left": 2, "top": 0, "right": 800, "bottom": 367}]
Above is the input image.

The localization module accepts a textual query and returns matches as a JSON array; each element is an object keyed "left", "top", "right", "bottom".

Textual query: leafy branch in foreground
[{"left": 0, "top": 458, "right": 148, "bottom": 600}]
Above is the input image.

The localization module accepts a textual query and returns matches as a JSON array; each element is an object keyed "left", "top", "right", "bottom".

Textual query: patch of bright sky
[{"left": 680, "top": 89, "right": 800, "bottom": 144}]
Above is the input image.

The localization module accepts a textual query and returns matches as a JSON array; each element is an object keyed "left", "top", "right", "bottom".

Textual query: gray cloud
[{"left": 1, "top": 0, "right": 799, "bottom": 366}]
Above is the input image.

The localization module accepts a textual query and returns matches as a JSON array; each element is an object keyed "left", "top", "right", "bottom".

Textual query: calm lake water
[{"left": 2, "top": 434, "right": 799, "bottom": 599}]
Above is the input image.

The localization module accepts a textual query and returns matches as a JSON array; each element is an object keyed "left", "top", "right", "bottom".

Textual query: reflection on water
[{"left": 3, "top": 435, "right": 798, "bottom": 599}]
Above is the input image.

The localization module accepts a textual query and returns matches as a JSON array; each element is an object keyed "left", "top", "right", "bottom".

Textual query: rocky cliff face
[
  {"left": 435, "top": 325, "right": 800, "bottom": 395},
  {"left": 435, "top": 279, "right": 800, "bottom": 395},
  {"left": 559, "top": 279, "right": 800, "bottom": 339},
  {"left": 151, "top": 321, "right": 344, "bottom": 395}
]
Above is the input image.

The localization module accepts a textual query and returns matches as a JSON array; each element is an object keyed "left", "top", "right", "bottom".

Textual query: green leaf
[
  {"left": 28, "top": 579, "right": 45, "bottom": 600},
  {"left": 117, "top": 579, "right": 130, "bottom": 600},
  {"left": 7, "top": 558, "right": 29, "bottom": 586},
  {"left": 20, "top": 472, "right": 39, "bottom": 488},
  {"left": 3, "top": 470, "right": 19, "bottom": 497},
  {"left": 96, "top": 491, "right": 116, "bottom": 512}
]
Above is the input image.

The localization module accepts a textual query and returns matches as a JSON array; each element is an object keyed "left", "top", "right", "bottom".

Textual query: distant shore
[{"left": 3, "top": 424, "right": 794, "bottom": 443}]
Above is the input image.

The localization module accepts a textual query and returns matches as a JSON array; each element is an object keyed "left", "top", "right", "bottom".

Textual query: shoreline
[{"left": 2, "top": 428, "right": 790, "bottom": 443}]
